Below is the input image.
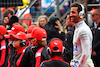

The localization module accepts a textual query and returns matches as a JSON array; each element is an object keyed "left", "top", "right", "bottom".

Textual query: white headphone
[{"left": 79, "top": 4, "right": 85, "bottom": 18}]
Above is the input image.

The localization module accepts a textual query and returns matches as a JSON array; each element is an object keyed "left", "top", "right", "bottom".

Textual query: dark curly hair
[{"left": 71, "top": 2, "right": 83, "bottom": 14}]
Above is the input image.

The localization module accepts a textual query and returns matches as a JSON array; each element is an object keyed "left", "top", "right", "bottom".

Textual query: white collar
[
  {"left": 75, "top": 20, "right": 85, "bottom": 28},
  {"left": 94, "top": 22, "right": 97, "bottom": 28}
]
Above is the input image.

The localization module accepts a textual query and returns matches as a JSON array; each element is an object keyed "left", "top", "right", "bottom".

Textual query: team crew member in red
[
  {"left": 26, "top": 25, "right": 38, "bottom": 46},
  {"left": 27, "top": 27, "right": 50, "bottom": 67},
  {"left": 7, "top": 32, "right": 34, "bottom": 67},
  {"left": 41, "top": 38, "right": 70, "bottom": 67},
  {"left": 0, "top": 25, "right": 8, "bottom": 67},
  {"left": 4, "top": 25, "right": 25, "bottom": 54}
]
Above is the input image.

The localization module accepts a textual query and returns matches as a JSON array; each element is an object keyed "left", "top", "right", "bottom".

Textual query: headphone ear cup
[
  {"left": 47, "top": 47, "right": 52, "bottom": 55},
  {"left": 62, "top": 46, "right": 65, "bottom": 54},
  {"left": 20, "top": 40, "right": 26, "bottom": 47},
  {"left": 79, "top": 11, "right": 84, "bottom": 18},
  {"left": 79, "top": 4, "right": 84, "bottom": 18}
]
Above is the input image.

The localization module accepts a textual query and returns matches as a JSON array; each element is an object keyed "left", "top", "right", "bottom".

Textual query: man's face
[
  {"left": 37, "top": 40, "right": 47, "bottom": 47},
  {"left": 31, "top": 38, "right": 38, "bottom": 46},
  {"left": 91, "top": 11, "right": 98, "bottom": 22},
  {"left": 13, "top": 39, "right": 21, "bottom": 48},
  {"left": 70, "top": 7, "right": 80, "bottom": 23}
]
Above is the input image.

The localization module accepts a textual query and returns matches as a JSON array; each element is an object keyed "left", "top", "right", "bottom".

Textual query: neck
[
  {"left": 16, "top": 46, "right": 25, "bottom": 50},
  {"left": 50, "top": 55, "right": 62, "bottom": 60},
  {"left": 78, "top": 18, "right": 84, "bottom": 23}
]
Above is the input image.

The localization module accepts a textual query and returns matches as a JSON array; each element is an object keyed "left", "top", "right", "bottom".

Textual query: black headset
[
  {"left": 8, "top": 41, "right": 13, "bottom": 48},
  {"left": 47, "top": 38, "right": 65, "bottom": 55},
  {"left": 20, "top": 40, "right": 26, "bottom": 47}
]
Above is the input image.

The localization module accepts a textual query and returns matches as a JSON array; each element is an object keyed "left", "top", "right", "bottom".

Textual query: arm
[
  {"left": 78, "top": 31, "right": 91, "bottom": 67},
  {"left": 0, "top": 40, "right": 6, "bottom": 66}
]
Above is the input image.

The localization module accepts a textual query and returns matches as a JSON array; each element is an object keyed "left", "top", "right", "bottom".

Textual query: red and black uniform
[
  {"left": 35, "top": 46, "right": 50, "bottom": 67},
  {"left": 5, "top": 41, "right": 16, "bottom": 67},
  {"left": 0, "top": 37, "right": 8, "bottom": 67},
  {"left": 41, "top": 55, "right": 70, "bottom": 67},
  {"left": 7, "top": 46, "right": 35, "bottom": 67}
]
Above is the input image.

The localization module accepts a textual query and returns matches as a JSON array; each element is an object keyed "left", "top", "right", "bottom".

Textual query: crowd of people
[{"left": 0, "top": 1, "right": 100, "bottom": 67}]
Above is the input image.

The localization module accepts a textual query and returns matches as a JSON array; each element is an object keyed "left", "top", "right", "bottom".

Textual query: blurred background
[{"left": 0, "top": 0, "right": 100, "bottom": 27}]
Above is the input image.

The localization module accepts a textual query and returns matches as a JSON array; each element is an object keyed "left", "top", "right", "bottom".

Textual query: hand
[
  {"left": 70, "top": 65, "right": 74, "bottom": 67},
  {"left": 55, "top": 20, "right": 63, "bottom": 32},
  {"left": 3, "top": 17, "right": 9, "bottom": 24},
  {"left": 92, "top": 51, "right": 96, "bottom": 56}
]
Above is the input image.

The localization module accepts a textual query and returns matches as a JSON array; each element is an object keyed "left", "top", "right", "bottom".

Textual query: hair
[
  {"left": 48, "top": 16, "right": 60, "bottom": 26},
  {"left": 71, "top": 2, "right": 83, "bottom": 14},
  {"left": 51, "top": 52, "right": 62, "bottom": 57},
  {"left": 37, "top": 15, "right": 49, "bottom": 27},
  {"left": 8, "top": 16, "right": 19, "bottom": 25},
  {"left": 3, "top": 9, "right": 14, "bottom": 19},
  {"left": 95, "top": 9, "right": 100, "bottom": 15}
]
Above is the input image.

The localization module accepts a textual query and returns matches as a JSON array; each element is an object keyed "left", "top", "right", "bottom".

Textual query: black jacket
[
  {"left": 41, "top": 56, "right": 70, "bottom": 67},
  {"left": 91, "top": 22, "right": 100, "bottom": 55},
  {"left": 35, "top": 46, "right": 50, "bottom": 67},
  {"left": 9, "top": 46, "right": 35, "bottom": 67},
  {"left": 45, "top": 23, "right": 65, "bottom": 44},
  {"left": 63, "top": 31, "right": 74, "bottom": 63}
]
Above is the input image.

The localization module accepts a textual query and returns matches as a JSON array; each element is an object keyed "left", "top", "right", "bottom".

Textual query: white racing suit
[{"left": 70, "top": 20, "right": 94, "bottom": 67}]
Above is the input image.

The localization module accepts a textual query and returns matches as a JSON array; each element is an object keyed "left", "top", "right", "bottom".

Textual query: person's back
[
  {"left": 28, "top": 27, "right": 50, "bottom": 67},
  {"left": 41, "top": 56, "right": 69, "bottom": 67},
  {"left": 41, "top": 38, "right": 70, "bottom": 67}
]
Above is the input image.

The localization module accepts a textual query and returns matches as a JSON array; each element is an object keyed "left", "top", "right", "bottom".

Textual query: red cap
[
  {"left": 27, "top": 25, "right": 38, "bottom": 33},
  {"left": 10, "top": 32, "right": 26, "bottom": 40},
  {"left": 7, "top": 25, "right": 25, "bottom": 34},
  {"left": 0, "top": 25, "right": 6, "bottom": 35},
  {"left": 31, "top": 28, "right": 47, "bottom": 41},
  {"left": 49, "top": 38, "right": 63, "bottom": 52},
  {"left": 26, "top": 34, "right": 32, "bottom": 39},
  {"left": 26, "top": 26, "right": 38, "bottom": 39}
]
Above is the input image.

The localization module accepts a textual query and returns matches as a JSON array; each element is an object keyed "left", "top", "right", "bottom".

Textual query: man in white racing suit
[{"left": 70, "top": 2, "right": 94, "bottom": 67}]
